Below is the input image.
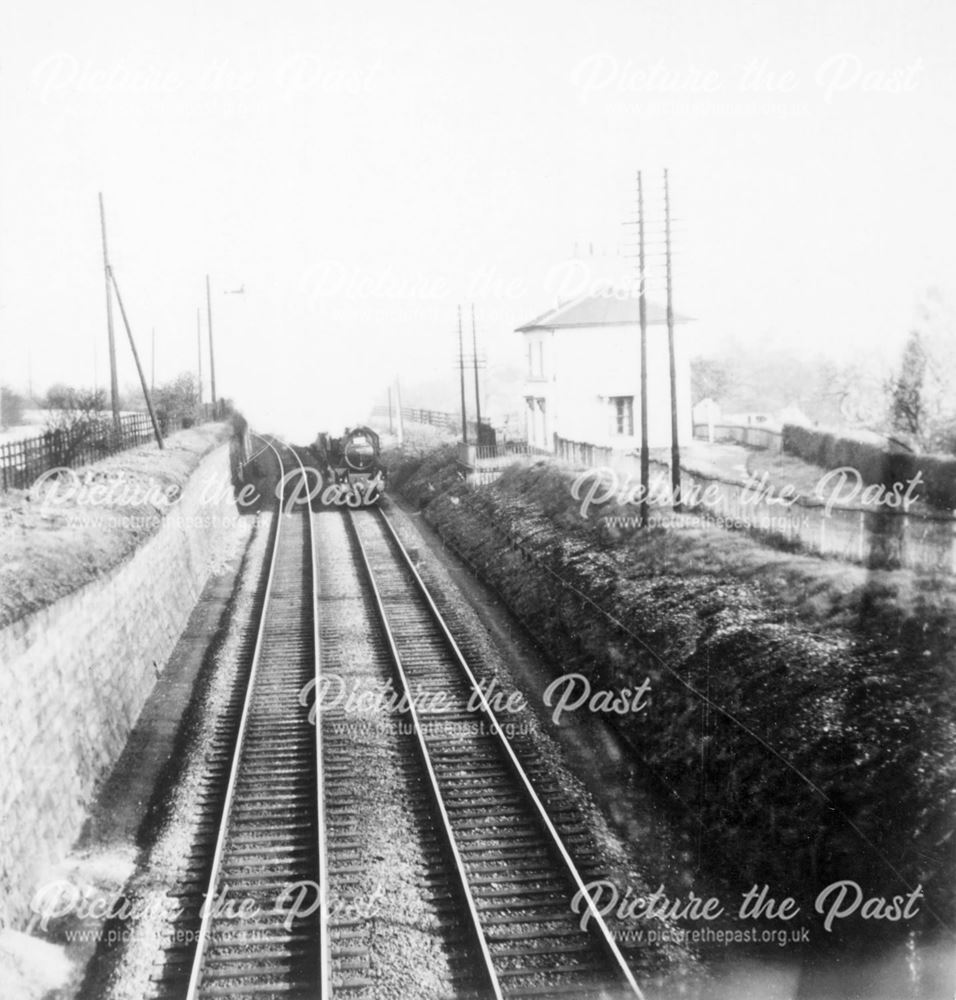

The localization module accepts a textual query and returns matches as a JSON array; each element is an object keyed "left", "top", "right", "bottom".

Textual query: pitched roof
[{"left": 516, "top": 288, "right": 690, "bottom": 332}]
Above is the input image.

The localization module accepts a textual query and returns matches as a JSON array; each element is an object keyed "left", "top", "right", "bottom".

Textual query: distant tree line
[
  {"left": 690, "top": 289, "right": 956, "bottom": 455},
  {"left": 34, "top": 371, "right": 205, "bottom": 450}
]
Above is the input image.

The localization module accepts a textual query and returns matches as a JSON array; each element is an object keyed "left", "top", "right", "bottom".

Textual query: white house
[{"left": 516, "top": 288, "right": 692, "bottom": 452}]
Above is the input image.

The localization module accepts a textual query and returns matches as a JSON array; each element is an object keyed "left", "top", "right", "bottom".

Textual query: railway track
[
  {"left": 158, "top": 439, "right": 645, "bottom": 999},
  {"left": 312, "top": 509, "right": 490, "bottom": 998},
  {"left": 340, "top": 505, "right": 645, "bottom": 1000},
  {"left": 181, "top": 438, "right": 330, "bottom": 1000}
]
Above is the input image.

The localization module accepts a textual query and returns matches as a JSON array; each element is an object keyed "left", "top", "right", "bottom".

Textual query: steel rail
[
  {"left": 369, "top": 504, "right": 646, "bottom": 999},
  {"left": 297, "top": 444, "right": 332, "bottom": 996},
  {"left": 345, "top": 506, "right": 506, "bottom": 1000},
  {"left": 184, "top": 435, "right": 329, "bottom": 1000}
]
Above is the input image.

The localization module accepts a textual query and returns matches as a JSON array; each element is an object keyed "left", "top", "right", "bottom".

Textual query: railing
[
  {"left": 693, "top": 422, "right": 784, "bottom": 453},
  {"left": 1, "top": 411, "right": 198, "bottom": 491},
  {"left": 369, "top": 404, "right": 494, "bottom": 442},
  {"left": 458, "top": 441, "right": 533, "bottom": 465},
  {"left": 554, "top": 435, "right": 617, "bottom": 467},
  {"left": 475, "top": 442, "right": 537, "bottom": 461},
  {"left": 402, "top": 407, "right": 460, "bottom": 432},
  {"left": 456, "top": 441, "right": 551, "bottom": 486}
]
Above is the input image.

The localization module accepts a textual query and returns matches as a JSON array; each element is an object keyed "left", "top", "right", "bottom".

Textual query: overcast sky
[{"left": 1, "top": 0, "right": 953, "bottom": 438}]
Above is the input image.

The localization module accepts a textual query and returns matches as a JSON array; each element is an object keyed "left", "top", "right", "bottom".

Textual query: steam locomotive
[{"left": 311, "top": 425, "right": 385, "bottom": 505}]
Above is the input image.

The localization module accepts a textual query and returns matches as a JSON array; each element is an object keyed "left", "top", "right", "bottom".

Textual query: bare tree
[
  {"left": 884, "top": 291, "right": 956, "bottom": 453},
  {"left": 44, "top": 386, "right": 111, "bottom": 465},
  {"left": 154, "top": 372, "right": 200, "bottom": 430}
]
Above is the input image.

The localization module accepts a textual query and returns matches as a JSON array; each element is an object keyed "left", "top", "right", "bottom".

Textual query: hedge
[{"left": 782, "top": 424, "right": 956, "bottom": 511}]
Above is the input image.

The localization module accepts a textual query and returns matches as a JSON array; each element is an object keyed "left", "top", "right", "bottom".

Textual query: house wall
[
  {"left": 522, "top": 330, "right": 553, "bottom": 449},
  {"left": 521, "top": 323, "right": 692, "bottom": 450}
]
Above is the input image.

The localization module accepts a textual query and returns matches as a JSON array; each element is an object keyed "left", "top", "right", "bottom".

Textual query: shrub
[{"left": 783, "top": 424, "right": 956, "bottom": 511}]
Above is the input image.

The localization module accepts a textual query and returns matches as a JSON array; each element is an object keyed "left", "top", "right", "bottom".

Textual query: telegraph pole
[
  {"left": 664, "top": 169, "right": 681, "bottom": 510},
  {"left": 98, "top": 193, "right": 121, "bottom": 433},
  {"left": 471, "top": 304, "right": 482, "bottom": 444},
  {"left": 387, "top": 386, "right": 394, "bottom": 434},
  {"left": 637, "top": 171, "right": 649, "bottom": 528},
  {"left": 206, "top": 275, "right": 217, "bottom": 410},
  {"left": 457, "top": 305, "right": 468, "bottom": 445},
  {"left": 150, "top": 328, "right": 156, "bottom": 394},
  {"left": 196, "top": 308, "right": 203, "bottom": 406}
]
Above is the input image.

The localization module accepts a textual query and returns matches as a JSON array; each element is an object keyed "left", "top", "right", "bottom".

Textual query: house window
[
  {"left": 610, "top": 396, "right": 634, "bottom": 436},
  {"left": 527, "top": 340, "right": 533, "bottom": 377},
  {"left": 537, "top": 341, "right": 545, "bottom": 378}
]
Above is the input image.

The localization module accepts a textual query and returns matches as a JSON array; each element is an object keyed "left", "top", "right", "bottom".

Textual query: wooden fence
[
  {"left": 370, "top": 404, "right": 494, "bottom": 442},
  {"left": 455, "top": 441, "right": 546, "bottom": 485},
  {"left": 693, "top": 422, "right": 784, "bottom": 453},
  {"left": 0, "top": 412, "right": 185, "bottom": 491}
]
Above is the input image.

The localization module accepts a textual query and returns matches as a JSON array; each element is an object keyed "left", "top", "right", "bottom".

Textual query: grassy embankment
[
  {"left": 0, "top": 423, "right": 237, "bottom": 628},
  {"left": 385, "top": 444, "right": 956, "bottom": 944}
]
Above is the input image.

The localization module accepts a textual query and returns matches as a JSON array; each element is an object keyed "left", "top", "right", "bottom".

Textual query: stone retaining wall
[{"left": 0, "top": 444, "right": 242, "bottom": 927}]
